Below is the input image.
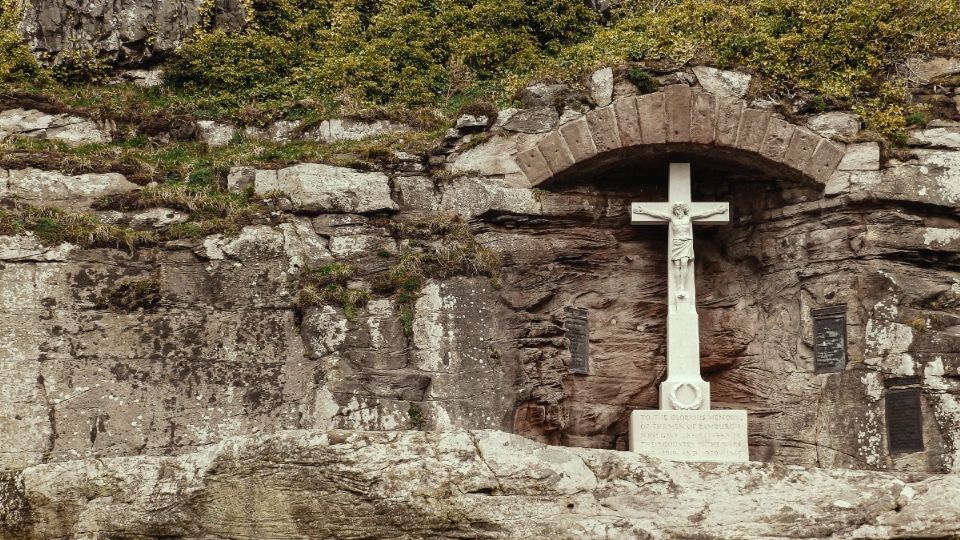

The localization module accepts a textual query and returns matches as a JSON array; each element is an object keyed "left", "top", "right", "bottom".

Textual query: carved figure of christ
[
  {"left": 630, "top": 163, "right": 729, "bottom": 309},
  {"left": 630, "top": 163, "right": 729, "bottom": 411}
]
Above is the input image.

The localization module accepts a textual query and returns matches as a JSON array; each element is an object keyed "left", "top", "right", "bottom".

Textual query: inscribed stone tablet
[
  {"left": 629, "top": 410, "right": 749, "bottom": 462},
  {"left": 812, "top": 305, "right": 847, "bottom": 373},
  {"left": 886, "top": 388, "right": 924, "bottom": 453},
  {"left": 564, "top": 306, "right": 589, "bottom": 374}
]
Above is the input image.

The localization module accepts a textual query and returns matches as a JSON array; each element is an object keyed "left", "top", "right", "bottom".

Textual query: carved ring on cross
[{"left": 668, "top": 383, "right": 704, "bottom": 410}]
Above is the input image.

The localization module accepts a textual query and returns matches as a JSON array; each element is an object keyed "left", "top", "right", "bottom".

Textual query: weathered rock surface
[
  {"left": 308, "top": 117, "right": 408, "bottom": 142},
  {"left": 502, "top": 106, "right": 560, "bottom": 134},
  {"left": 0, "top": 109, "right": 111, "bottom": 146},
  {"left": 18, "top": 0, "right": 245, "bottom": 67},
  {"left": 807, "top": 112, "right": 861, "bottom": 138},
  {"left": 908, "top": 56, "right": 960, "bottom": 82},
  {"left": 909, "top": 124, "right": 960, "bottom": 149},
  {"left": 0, "top": 168, "right": 138, "bottom": 208},
  {"left": 239, "top": 117, "right": 409, "bottom": 144},
  {"left": 127, "top": 207, "right": 189, "bottom": 229},
  {"left": 589, "top": 67, "right": 614, "bottom": 106},
  {"left": 2, "top": 429, "right": 958, "bottom": 539},
  {"left": 692, "top": 66, "right": 752, "bottom": 98},
  {"left": 252, "top": 163, "right": 397, "bottom": 213},
  {"left": 195, "top": 120, "right": 237, "bottom": 147},
  {"left": 118, "top": 68, "right": 164, "bottom": 87},
  {"left": 838, "top": 142, "right": 881, "bottom": 171},
  {"left": 520, "top": 83, "right": 571, "bottom": 107}
]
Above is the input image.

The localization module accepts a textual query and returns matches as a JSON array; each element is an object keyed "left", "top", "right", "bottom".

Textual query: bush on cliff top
[
  {"left": 161, "top": 0, "right": 959, "bottom": 137},
  {"left": 552, "top": 0, "right": 960, "bottom": 137},
  {"left": 164, "top": 0, "right": 597, "bottom": 120},
  {"left": 5, "top": 0, "right": 959, "bottom": 139}
]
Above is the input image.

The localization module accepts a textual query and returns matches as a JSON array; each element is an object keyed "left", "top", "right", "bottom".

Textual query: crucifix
[{"left": 631, "top": 163, "right": 729, "bottom": 410}]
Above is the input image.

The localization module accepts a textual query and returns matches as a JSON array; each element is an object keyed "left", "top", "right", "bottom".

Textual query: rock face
[
  {"left": 252, "top": 163, "right": 397, "bottom": 213},
  {"left": 0, "top": 168, "right": 138, "bottom": 208},
  {"left": 2, "top": 429, "right": 958, "bottom": 539},
  {"left": 1, "top": 71, "right": 959, "bottom": 484},
  {"left": 18, "top": 0, "right": 245, "bottom": 67},
  {"left": 807, "top": 112, "right": 861, "bottom": 138},
  {"left": 692, "top": 66, "right": 752, "bottom": 98},
  {"left": 0, "top": 108, "right": 111, "bottom": 146}
]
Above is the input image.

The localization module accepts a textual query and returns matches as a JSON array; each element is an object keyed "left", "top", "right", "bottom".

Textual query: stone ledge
[
  {"left": 4, "top": 429, "right": 958, "bottom": 539},
  {"left": 231, "top": 163, "right": 397, "bottom": 213},
  {"left": 0, "top": 168, "right": 138, "bottom": 209},
  {"left": 0, "top": 108, "right": 111, "bottom": 146}
]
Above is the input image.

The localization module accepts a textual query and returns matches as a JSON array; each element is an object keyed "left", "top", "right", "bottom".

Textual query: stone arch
[{"left": 511, "top": 84, "right": 846, "bottom": 188}]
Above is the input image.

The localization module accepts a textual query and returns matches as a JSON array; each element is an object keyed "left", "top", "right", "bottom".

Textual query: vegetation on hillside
[
  {"left": 2, "top": 0, "right": 958, "bottom": 141},
  {"left": 0, "top": 0, "right": 44, "bottom": 84}
]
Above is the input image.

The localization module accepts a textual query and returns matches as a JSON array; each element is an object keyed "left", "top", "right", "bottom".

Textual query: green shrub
[
  {"left": 905, "top": 111, "right": 929, "bottom": 128},
  {"left": 165, "top": 0, "right": 597, "bottom": 117},
  {"left": 51, "top": 49, "right": 111, "bottom": 84},
  {"left": 11, "top": 0, "right": 958, "bottom": 143},
  {"left": 545, "top": 0, "right": 960, "bottom": 139},
  {"left": 0, "top": 0, "right": 45, "bottom": 83},
  {"left": 626, "top": 67, "right": 658, "bottom": 94},
  {"left": 407, "top": 403, "right": 425, "bottom": 430}
]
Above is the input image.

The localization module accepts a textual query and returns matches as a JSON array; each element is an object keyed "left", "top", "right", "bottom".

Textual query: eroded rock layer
[{"left": 2, "top": 429, "right": 958, "bottom": 539}]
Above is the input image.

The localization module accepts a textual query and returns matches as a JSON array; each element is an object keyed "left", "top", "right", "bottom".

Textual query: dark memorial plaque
[
  {"left": 564, "top": 306, "right": 589, "bottom": 374},
  {"left": 886, "top": 388, "right": 924, "bottom": 453},
  {"left": 812, "top": 305, "right": 847, "bottom": 374}
]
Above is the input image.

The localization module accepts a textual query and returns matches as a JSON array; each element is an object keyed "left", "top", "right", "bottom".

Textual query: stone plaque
[
  {"left": 812, "top": 305, "right": 847, "bottom": 373},
  {"left": 629, "top": 410, "right": 749, "bottom": 462},
  {"left": 886, "top": 388, "right": 924, "bottom": 454},
  {"left": 564, "top": 306, "right": 589, "bottom": 374}
]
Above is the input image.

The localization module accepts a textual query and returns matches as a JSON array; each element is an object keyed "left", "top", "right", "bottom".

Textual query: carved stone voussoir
[
  {"left": 559, "top": 117, "right": 599, "bottom": 163},
  {"left": 804, "top": 139, "right": 847, "bottom": 185},
  {"left": 637, "top": 92, "right": 668, "bottom": 144},
  {"left": 691, "top": 90, "right": 718, "bottom": 144},
  {"left": 716, "top": 96, "right": 746, "bottom": 147},
  {"left": 759, "top": 118, "right": 796, "bottom": 162},
  {"left": 736, "top": 109, "right": 773, "bottom": 152},
  {"left": 783, "top": 126, "right": 823, "bottom": 172},
  {"left": 515, "top": 146, "right": 553, "bottom": 185},
  {"left": 586, "top": 107, "right": 622, "bottom": 153},
  {"left": 613, "top": 96, "right": 643, "bottom": 147},
  {"left": 664, "top": 84, "right": 693, "bottom": 143},
  {"left": 536, "top": 130, "right": 576, "bottom": 174}
]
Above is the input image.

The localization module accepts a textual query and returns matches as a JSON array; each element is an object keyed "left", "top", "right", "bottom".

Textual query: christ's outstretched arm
[
  {"left": 690, "top": 205, "right": 728, "bottom": 219},
  {"left": 633, "top": 206, "right": 673, "bottom": 220}
]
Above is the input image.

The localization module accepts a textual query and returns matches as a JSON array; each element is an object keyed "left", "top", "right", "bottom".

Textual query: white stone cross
[{"left": 630, "top": 163, "right": 729, "bottom": 410}]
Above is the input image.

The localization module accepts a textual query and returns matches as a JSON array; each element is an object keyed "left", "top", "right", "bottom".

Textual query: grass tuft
[
  {"left": 293, "top": 263, "right": 371, "bottom": 321},
  {"left": 0, "top": 203, "right": 154, "bottom": 250}
]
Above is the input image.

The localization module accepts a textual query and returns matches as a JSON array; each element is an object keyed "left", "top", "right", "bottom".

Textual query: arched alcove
[
  {"left": 492, "top": 96, "right": 884, "bottom": 467},
  {"left": 511, "top": 87, "right": 845, "bottom": 191}
]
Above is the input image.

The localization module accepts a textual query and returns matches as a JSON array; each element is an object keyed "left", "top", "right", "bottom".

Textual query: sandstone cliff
[
  {"left": 3, "top": 429, "right": 959, "bottom": 539},
  {"left": 1, "top": 68, "right": 958, "bottom": 477}
]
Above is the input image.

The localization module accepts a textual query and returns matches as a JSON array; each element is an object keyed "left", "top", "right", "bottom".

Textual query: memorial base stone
[{"left": 629, "top": 410, "right": 749, "bottom": 463}]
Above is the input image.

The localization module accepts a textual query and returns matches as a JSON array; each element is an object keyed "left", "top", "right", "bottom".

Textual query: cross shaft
[{"left": 629, "top": 163, "right": 730, "bottom": 410}]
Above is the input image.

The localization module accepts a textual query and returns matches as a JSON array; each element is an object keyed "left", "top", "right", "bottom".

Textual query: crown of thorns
[{"left": 672, "top": 202, "right": 689, "bottom": 213}]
